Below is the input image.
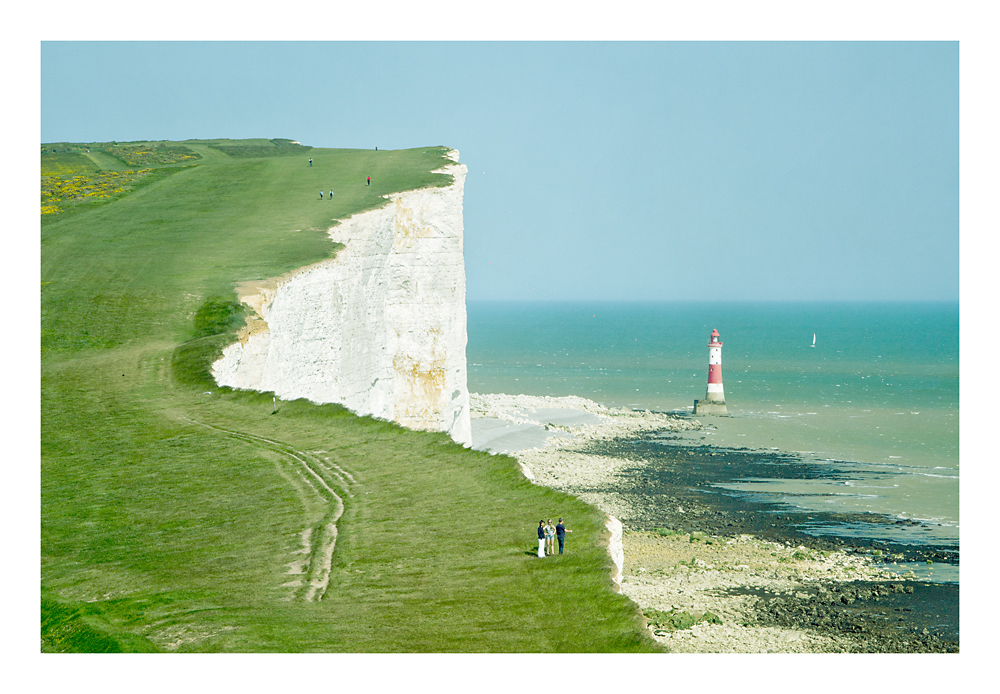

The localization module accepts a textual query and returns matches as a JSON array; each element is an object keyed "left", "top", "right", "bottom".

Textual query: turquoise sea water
[{"left": 467, "top": 301, "right": 959, "bottom": 557}]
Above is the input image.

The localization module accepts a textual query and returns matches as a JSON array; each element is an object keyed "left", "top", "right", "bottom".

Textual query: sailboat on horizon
[{"left": 811, "top": 333, "right": 816, "bottom": 348}]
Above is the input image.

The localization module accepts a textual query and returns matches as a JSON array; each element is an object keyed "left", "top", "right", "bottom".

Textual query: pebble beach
[{"left": 469, "top": 392, "right": 958, "bottom": 653}]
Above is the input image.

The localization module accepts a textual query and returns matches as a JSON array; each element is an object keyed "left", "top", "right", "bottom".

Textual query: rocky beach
[{"left": 469, "top": 393, "right": 959, "bottom": 653}]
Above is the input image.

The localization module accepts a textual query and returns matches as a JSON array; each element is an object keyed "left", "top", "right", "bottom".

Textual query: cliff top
[{"left": 42, "top": 139, "right": 457, "bottom": 350}]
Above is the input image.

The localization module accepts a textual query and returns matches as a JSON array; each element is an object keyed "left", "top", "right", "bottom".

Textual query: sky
[{"left": 39, "top": 40, "right": 960, "bottom": 302}]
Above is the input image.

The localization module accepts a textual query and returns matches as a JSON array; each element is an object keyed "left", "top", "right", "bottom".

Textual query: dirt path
[{"left": 181, "top": 417, "right": 356, "bottom": 602}]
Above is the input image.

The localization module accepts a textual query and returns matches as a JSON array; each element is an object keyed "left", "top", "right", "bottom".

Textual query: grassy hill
[{"left": 40, "top": 138, "right": 657, "bottom": 652}]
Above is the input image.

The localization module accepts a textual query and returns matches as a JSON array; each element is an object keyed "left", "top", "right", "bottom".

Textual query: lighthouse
[{"left": 693, "top": 328, "right": 728, "bottom": 415}]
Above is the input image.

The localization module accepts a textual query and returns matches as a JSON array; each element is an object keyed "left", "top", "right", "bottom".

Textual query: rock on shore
[{"left": 622, "top": 530, "right": 902, "bottom": 652}]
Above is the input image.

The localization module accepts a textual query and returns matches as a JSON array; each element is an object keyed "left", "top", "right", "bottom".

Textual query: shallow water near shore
[
  {"left": 468, "top": 301, "right": 959, "bottom": 564},
  {"left": 656, "top": 419, "right": 958, "bottom": 548}
]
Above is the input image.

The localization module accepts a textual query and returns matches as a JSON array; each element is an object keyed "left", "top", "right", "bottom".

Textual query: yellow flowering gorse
[
  {"left": 41, "top": 169, "right": 153, "bottom": 215},
  {"left": 103, "top": 143, "right": 199, "bottom": 167}
]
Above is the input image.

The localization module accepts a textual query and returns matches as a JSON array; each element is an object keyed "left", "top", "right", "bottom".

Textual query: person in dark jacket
[
  {"left": 537, "top": 520, "right": 546, "bottom": 558},
  {"left": 556, "top": 518, "right": 572, "bottom": 554}
]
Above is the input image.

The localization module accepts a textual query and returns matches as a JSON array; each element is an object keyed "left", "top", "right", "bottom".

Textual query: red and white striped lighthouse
[{"left": 694, "top": 328, "right": 728, "bottom": 415}]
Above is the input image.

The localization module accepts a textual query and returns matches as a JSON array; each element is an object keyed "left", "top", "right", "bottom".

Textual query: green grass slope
[{"left": 41, "top": 138, "right": 657, "bottom": 652}]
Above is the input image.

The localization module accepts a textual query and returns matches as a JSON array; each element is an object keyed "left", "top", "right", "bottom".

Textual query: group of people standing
[{"left": 537, "top": 518, "right": 571, "bottom": 557}]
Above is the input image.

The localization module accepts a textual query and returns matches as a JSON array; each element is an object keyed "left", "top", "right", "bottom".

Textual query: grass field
[{"left": 40, "top": 138, "right": 658, "bottom": 652}]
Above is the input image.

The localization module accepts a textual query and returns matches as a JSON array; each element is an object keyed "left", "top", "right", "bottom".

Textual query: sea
[{"left": 467, "top": 301, "right": 959, "bottom": 582}]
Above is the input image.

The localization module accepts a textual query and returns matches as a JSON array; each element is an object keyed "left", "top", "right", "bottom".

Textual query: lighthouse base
[{"left": 694, "top": 399, "right": 728, "bottom": 415}]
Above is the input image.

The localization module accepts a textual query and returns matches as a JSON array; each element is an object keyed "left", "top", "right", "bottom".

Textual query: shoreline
[{"left": 469, "top": 392, "right": 959, "bottom": 653}]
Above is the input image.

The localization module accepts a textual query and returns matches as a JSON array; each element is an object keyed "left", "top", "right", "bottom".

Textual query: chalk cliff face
[{"left": 212, "top": 153, "right": 471, "bottom": 446}]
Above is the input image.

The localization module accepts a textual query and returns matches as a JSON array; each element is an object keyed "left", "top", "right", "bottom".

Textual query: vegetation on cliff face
[{"left": 41, "top": 138, "right": 656, "bottom": 652}]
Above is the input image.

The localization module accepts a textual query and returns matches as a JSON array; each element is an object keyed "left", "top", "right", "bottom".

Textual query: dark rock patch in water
[
  {"left": 584, "top": 433, "right": 958, "bottom": 564},
  {"left": 723, "top": 580, "right": 958, "bottom": 653},
  {"left": 580, "top": 432, "right": 959, "bottom": 653}
]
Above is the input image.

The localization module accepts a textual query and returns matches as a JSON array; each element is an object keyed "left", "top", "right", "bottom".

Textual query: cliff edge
[{"left": 212, "top": 150, "right": 472, "bottom": 445}]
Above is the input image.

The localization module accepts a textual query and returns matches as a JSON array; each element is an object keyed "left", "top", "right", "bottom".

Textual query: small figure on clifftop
[
  {"left": 556, "top": 518, "right": 572, "bottom": 554},
  {"left": 329, "top": 190, "right": 333, "bottom": 199},
  {"left": 309, "top": 158, "right": 313, "bottom": 167},
  {"left": 545, "top": 519, "right": 556, "bottom": 556},
  {"left": 367, "top": 176, "right": 371, "bottom": 186},
  {"left": 537, "top": 520, "right": 546, "bottom": 558},
  {"left": 319, "top": 190, "right": 323, "bottom": 199}
]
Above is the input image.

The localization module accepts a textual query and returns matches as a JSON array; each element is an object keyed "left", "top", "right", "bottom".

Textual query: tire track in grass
[{"left": 180, "top": 417, "right": 355, "bottom": 602}]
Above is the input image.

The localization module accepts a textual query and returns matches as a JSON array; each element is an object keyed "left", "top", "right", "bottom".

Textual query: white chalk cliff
[{"left": 212, "top": 151, "right": 472, "bottom": 446}]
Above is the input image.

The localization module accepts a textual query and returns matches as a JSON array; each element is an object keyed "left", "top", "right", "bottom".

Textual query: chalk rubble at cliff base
[
  {"left": 622, "top": 531, "right": 903, "bottom": 653},
  {"left": 470, "top": 392, "right": 699, "bottom": 459}
]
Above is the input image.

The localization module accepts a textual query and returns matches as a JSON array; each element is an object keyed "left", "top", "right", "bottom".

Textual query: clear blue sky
[{"left": 41, "top": 41, "right": 958, "bottom": 302}]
